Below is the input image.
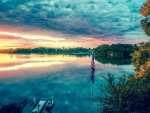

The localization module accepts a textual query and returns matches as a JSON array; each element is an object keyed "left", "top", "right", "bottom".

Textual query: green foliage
[
  {"left": 140, "top": 0, "right": 150, "bottom": 36},
  {"left": 131, "top": 41, "right": 150, "bottom": 76},
  {"left": 95, "top": 42, "right": 150, "bottom": 113},
  {"left": 93, "top": 43, "right": 138, "bottom": 65},
  {"left": 140, "top": 17, "right": 150, "bottom": 36},
  {"left": 0, "top": 103, "right": 22, "bottom": 113},
  {"left": 0, "top": 47, "right": 90, "bottom": 54},
  {"left": 94, "top": 74, "right": 150, "bottom": 113},
  {"left": 94, "top": 44, "right": 138, "bottom": 57},
  {"left": 94, "top": 44, "right": 110, "bottom": 56}
]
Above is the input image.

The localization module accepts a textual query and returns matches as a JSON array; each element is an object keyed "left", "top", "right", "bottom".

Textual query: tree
[
  {"left": 140, "top": 0, "right": 150, "bottom": 36},
  {"left": 94, "top": 43, "right": 137, "bottom": 58},
  {"left": 94, "top": 73, "right": 150, "bottom": 113},
  {"left": 131, "top": 41, "right": 150, "bottom": 77},
  {"left": 140, "top": 0, "right": 150, "bottom": 17}
]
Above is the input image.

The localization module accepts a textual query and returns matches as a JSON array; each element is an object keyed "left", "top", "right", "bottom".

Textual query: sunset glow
[
  {"left": 0, "top": 0, "right": 149, "bottom": 49},
  {"left": 0, "top": 32, "right": 65, "bottom": 41},
  {"left": 0, "top": 1, "right": 147, "bottom": 113}
]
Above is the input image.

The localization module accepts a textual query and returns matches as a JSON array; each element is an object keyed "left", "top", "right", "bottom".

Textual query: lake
[{"left": 0, "top": 54, "right": 135, "bottom": 113}]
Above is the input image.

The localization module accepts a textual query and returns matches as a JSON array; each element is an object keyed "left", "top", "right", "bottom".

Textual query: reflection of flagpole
[
  {"left": 90, "top": 51, "right": 95, "bottom": 113},
  {"left": 90, "top": 80, "right": 93, "bottom": 113}
]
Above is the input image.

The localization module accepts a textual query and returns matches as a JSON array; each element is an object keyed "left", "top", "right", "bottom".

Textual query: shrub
[
  {"left": 94, "top": 73, "right": 150, "bottom": 113},
  {"left": 0, "top": 103, "right": 22, "bottom": 113}
]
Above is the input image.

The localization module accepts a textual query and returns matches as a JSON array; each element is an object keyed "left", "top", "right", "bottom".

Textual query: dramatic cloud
[{"left": 0, "top": 0, "right": 149, "bottom": 48}]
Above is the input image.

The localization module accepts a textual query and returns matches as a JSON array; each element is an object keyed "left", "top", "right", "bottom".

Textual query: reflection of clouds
[
  {"left": 0, "top": 61, "right": 64, "bottom": 71},
  {"left": 0, "top": 54, "right": 78, "bottom": 63},
  {"left": 0, "top": 54, "right": 136, "bottom": 113},
  {"left": 0, "top": 66, "right": 97, "bottom": 113},
  {"left": 95, "top": 63, "right": 135, "bottom": 79}
]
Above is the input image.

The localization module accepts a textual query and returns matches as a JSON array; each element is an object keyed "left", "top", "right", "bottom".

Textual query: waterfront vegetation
[
  {"left": 0, "top": 47, "right": 91, "bottom": 54},
  {"left": 94, "top": 0, "right": 150, "bottom": 112},
  {"left": 93, "top": 43, "right": 138, "bottom": 65},
  {"left": 94, "top": 43, "right": 138, "bottom": 58},
  {"left": 93, "top": 42, "right": 150, "bottom": 113}
]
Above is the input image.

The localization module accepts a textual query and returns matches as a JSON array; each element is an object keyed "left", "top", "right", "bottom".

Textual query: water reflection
[
  {"left": 95, "top": 56, "right": 131, "bottom": 65},
  {"left": 0, "top": 54, "right": 135, "bottom": 113},
  {"left": 0, "top": 61, "right": 64, "bottom": 71}
]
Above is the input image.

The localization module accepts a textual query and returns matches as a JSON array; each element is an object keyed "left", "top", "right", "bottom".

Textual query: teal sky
[{"left": 0, "top": 0, "right": 149, "bottom": 49}]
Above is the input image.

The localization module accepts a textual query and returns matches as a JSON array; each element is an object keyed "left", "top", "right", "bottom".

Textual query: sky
[{"left": 0, "top": 0, "right": 149, "bottom": 49}]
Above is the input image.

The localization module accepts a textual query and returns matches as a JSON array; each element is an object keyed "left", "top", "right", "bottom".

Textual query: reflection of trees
[
  {"left": 95, "top": 56, "right": 131, "bottom": 65},
  {"left": 72, "top": 54, "right": 91, "bottom": 57},
  {"left": 93, "top": 44, "right": 138, "bottom": 65}
]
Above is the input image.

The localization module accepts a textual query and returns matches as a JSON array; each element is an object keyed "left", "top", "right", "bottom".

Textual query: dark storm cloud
[{"left": 0, "top": 0, "right": 146, "bottom": 39}]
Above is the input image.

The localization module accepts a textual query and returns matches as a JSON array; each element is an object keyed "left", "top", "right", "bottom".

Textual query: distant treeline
[
  {"left": 94, "top": 43, "right": 139, "bottom": 57},
  {"left": 0, "top": 47, "right": 91, "bottom": 54}
]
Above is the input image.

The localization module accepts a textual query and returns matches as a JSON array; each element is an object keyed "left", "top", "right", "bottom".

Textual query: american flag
[{"left": 91, "top": 52, "right": 95, "bottom": 83}]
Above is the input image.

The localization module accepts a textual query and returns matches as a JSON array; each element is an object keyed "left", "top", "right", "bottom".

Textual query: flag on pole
[{"left": 90, "top": 51, "right": 95, "bottom": 83}]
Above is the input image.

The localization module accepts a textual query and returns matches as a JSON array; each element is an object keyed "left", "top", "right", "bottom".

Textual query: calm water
[{"left": 0, "top": 54, "right": 135, "bottom": 113}]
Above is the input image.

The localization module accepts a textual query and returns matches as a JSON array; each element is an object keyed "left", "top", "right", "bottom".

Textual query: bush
[
  {"left": 94, "top": 74, "right": 150, "bottom": 113},
  {"left": 0, "top": 103, "right": 22, "bottom": 113}
]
